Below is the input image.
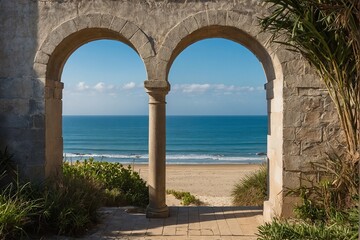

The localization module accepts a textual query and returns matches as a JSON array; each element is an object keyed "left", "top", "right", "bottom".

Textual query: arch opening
[
  {"left": 162, "top": 25, "right": 284, "bottom": 220},
  {"left": 166, "top": 38, "right": 268, "bottom": 206},
  {"left": 44, "top": 28, "right": 148, "bottom": 178},
  {"left": 47, "top": 28, "right": 140, "bottom": 82},
  {"left": 164, "top": 26, "right": 276, "bottom": 83}
]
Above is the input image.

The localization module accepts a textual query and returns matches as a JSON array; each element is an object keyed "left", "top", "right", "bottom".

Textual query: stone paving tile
[
  {"left": 123, "top": 236, "right": 258, "bottom": 240},
  {"left": 223, "top": 208, "right": 244, "bottom": 236},
  {"left": 198, "top": 207, "right": 221, "bottom": 236},
  {"left": 131, "top": 215, "right": 149, "bottom": 236},
  {"left": 176, "top": 207, "right": 189, "bottom": 236},
  {"left": 47, "top": 206, "right": 262, "bottom": 239},
  {"left": 188, "top": 207, "right": 201, "bottom": 229},
  {"left": 175, "top": 229, "right": 188, "bottom": 236},
  {"left": 163, "top": 207, "right": 178, "bottom": 236},
  {"left": 162, "top": 226, "right": 176, "bottom": 236},
  {"left": 146, "top": 218, "right": 165, "bottom": 236},
  {"left": 239, "top": 224, "right": 260, "bottom": 236},
  {"left": 214, "top": 208, "right": 232, "bottom": 236}
]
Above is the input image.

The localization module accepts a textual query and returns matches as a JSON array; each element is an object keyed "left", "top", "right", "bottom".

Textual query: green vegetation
[
  {"left": 231, "top": 165, "right": 267, "bottom": 206},
  {"left": 260, "top": 0, "right": 359, "bottom": 162},
  {"left": 0, "top": 183, "right": 41, "bottom": 239},
  {"left": 257, "top": 1, "right": 359, "bottom": 238},
  {"left": 166, "top": 189, "right": 202, "bottom": 206},
  {"left": 256, "top": 157, "right": 359, "bottom": 239},
  {"left": 0, "top": 154, "right": 149, "bottom": 238},
  {"left": 63, "top": 159, "right": 149, "bottom": 207},
  {"left": 256, "top": 156, "right": 358, "bottom": 239},
  {"left": 257, "top": 218, "right": 357, "bottom": 240},
  {"left": 37, "top": 173, "right": 104, "bottom": 236},
  {"left": 258, "top": 197, "right": 359, "bottom": 240}
]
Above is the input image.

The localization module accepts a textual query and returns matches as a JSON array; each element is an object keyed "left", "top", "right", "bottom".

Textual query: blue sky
[{"left": 62, "top": 39, "right": 266, "bottom": 115}]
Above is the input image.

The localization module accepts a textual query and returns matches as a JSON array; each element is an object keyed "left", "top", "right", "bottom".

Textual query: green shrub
[
  {"left": 257, "top": 154, "right": 359, "bottom": 240},
  {"left": 257, "top": 218, "right": 357, "bottom": 240},
  {"left": 166, "top": 189, "right": 202, "bottom": 206},
  {"left": 0, "top": 148, "right": 42, "bottom": 239},
  {"left": 0, "top": 158, "right": 149, "bottom": 237},
  {"left": 0, "top": 183, "right": 41, "bottom": 239},
  {"left": 63, "top": 159, "right": 149, "bottom": 207},
  {"left": 36, "top": 174, "right": 104, "bottom": 236},
  {"left": 293, "top": 187, "right": 326, "bottom": 222},
  {"left": 231, "top": 164, "right": 267, "bottom": 206}
]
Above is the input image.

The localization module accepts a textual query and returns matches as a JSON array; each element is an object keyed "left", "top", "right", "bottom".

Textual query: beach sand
[{"left": 133, "top": 164, "right": 262, "bottom": 206}]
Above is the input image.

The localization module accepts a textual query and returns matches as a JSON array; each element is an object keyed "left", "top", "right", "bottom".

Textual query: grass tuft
[
  {"left": 37, "top": 173, "right": 104, "bottom": 236},
  {"left": 166, "top": 189, "right": 202, "bottom": 206},
  {"left": 0, "top": 156, "right": 150, "bottom": 238},
  {"left": 257, "top": 218, "right": 358, "bottom": 240},
  {"left": 0, "top": 183, "right": 42, "bottom": 239},
  {"left": 231, "top": 164, "right": 267, "bottom": 206}
]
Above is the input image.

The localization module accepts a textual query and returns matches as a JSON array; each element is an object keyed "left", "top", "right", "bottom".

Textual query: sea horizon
[
  {"left": 63, "top": 115, "right": 268, "bottom": 165},
  {"left": 63, "top": 114, "right": 267, "bottom": 116}
]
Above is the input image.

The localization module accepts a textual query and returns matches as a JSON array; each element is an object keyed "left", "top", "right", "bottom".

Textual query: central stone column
[{"left": 145, "top": 80, "right": 170, "bottom": 218}]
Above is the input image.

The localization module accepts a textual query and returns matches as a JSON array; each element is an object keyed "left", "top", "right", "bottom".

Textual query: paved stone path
[{"left": 71, "top": 206, "right": 263, "bottom": 240}]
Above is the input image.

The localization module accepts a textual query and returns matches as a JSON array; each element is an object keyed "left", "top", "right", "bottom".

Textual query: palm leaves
[{"left": 260, "top": 0, "right": 359, "bottom": 163}]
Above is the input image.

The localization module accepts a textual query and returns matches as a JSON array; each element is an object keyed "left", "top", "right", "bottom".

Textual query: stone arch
[
  {"left": 34, "top": 14, "right": 155, "bottom": 81},
  {"left": 33, "top": 14, "right": 154, "bottom": 177},
  {"left": 154, "top": 10, "right": 285, "bottom": 220},
  {"left": 156, "top": 10, "right": 282, "bottom": 83}
]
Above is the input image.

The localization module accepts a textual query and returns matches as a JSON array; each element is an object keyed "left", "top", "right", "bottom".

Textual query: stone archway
[
  {"left": 144, "top": 10, "right": 285, "bottom": 220},
  {"left": 34, "top": 13, "right": 155, "bottom": 178},
  {"left": 1, "top": 1, "right": 337, "bottom": 223}
]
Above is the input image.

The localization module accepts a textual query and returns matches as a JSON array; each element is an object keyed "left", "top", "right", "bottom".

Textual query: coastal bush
[
  {"left": 63, "top": 159, "right": 149, "bottom": 207},
  {"left": 0, "top": 148, "right": 41, "bottom": 239},
  {"left": 0, "top": 152, "right": 150, "bottom": 238},
  {"left": 0, "top": 183, "right": 41, "bottom": 239},
  {"left": 257, "top": 155, "right": 359, "bottom": 239},
  {"left": 231, "top": 165, "right": 267, "bottom": 206},
  {"left": 36, "top": 174, "right": 104, "bottom": 236},
  {"left": 166, "top": 189, "right": 202, "bottom": 206},
  {"left": 257, "top": 218, "right": 357, "bottom": 240},
  {"left": 258, "top": 0, "right": 360, "bottom": 237}
]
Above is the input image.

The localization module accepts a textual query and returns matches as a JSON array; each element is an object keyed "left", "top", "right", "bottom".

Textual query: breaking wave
[{"left": 63, "top": 153, "right": 266, "bottom": 164}]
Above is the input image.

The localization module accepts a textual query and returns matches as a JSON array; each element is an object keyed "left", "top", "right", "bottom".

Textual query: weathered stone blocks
[
  {"left": 182, "top": 16, "right": 198, "bottom": 34},
  {"left": 130, "top": 29, "right": 150, "bottom": 51},
  {"left": 100, "top": 14, "right": 114, "bottom": 28},
  {"left": 194, "top": 11, "right": 209, "bottom": 28},
  {"left": 0, "top": 0, "right": 341, "bottom": 222},
  {"left": 120, "top": 21, "right": 139, "bottom": 40},
  {"left": 110, "top": 17, "right": 127, "bottom": 32}
]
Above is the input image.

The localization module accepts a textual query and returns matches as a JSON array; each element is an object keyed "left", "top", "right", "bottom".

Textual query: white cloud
[
  {"left": 123, "top": 82, "right": 136, "bottom": 90},
  {"left": 94, "top": 82, "right": 105, "bottom": 92},
  {"left": 173, "top": 84, "right": 211, "bottom": 93},
  {"left": 238, "top": 86, "right": 255, "bottom": 92},
  {"left": 77, "top": 82, "right": 89, "bottom": 91},
  {"left": 107, "top": 84, "right": 115, "bottom": 90},
  {"left": 214, "top": 84, "right": 235, "bottom": 91},
  {"left": 172, "top": 83, "right": 263, "bottom": 94}
]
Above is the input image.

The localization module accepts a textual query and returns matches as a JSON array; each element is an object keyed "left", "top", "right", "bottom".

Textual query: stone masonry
[{"left": 0, "top": 0, "right": 340, "bottom": 221}]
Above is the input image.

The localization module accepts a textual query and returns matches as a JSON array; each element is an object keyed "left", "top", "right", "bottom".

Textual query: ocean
[{"left": 63, "top": 115, "right": 267, "bottom": 164}]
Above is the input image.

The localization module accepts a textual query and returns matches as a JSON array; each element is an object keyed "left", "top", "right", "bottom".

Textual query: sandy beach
[{"left": 133, "top": 164, "right": 262, "bottom": 206}]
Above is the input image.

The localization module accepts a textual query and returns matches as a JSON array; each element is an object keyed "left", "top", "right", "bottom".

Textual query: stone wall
[
  {"left": 0, "top": 0, "right": 341, "bottom": 220},
  {"left": 0, "top": 1, "right": 44, "bottom": 179}
]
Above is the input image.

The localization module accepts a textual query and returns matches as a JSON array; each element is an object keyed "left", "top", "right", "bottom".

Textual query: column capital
[{"left": 144, "top": 80, "right": 170, "bottom": 94}]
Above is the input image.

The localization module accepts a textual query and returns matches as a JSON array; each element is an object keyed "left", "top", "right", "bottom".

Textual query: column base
[{"left": 146, "top": 205, "right": 169, "bottom": 218}]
